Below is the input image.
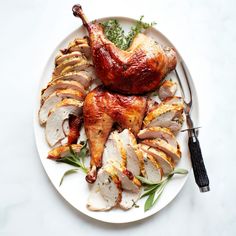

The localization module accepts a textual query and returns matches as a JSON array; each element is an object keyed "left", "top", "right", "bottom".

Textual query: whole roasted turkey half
[
  {"left": 72, "top": 4, "right": 177, "bottom": 95},
  {"left": 83, "top": 86, "right": 147, "bottom": 183}
]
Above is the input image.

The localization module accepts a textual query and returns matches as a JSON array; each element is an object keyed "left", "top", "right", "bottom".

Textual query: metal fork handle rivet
[{"left": 200, "top": 186, "right": 210, "bottom": 192}]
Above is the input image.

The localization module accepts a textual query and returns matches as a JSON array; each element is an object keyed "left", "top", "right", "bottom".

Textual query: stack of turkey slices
[
  {"left": 39, "top": 38, "right": 95, "bottom": 150},
  {"left": 87, "top": 79, "right": 185, "bottom": 211}
]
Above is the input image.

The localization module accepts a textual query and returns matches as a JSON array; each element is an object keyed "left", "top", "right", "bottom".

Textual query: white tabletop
[{"left": 1, "top": 0, "right": 235, "bottom": 235}]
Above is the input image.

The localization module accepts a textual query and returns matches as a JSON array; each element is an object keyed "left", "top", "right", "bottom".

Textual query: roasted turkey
[
  {"left": 72, "top": 4, "right": 177, "bottom": 95},
  {"left": 83, "top": 86, "right": 147, "bottom": 183}
]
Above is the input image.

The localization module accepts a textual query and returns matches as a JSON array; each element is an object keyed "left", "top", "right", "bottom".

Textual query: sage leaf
[
  {"left": 136, "top": 176, "right": 157, "bottom": 185},
  {"left": 141, "top": 168, "right": 188, "bottom": 211},
  {"left": 141, "top": 185, "right": 158, "bottom": 198},
  {"left": 59, "top": 169, "right": 78, "bottom": 186},
  {"left": 144, "top": 191, "right": 155, "bottom": 212},
  {"left": 171, "top": 168, "right": 189, "bottom": 175},
  {"left": 152, "top": 182, "right": 167, "bottom": 206}
]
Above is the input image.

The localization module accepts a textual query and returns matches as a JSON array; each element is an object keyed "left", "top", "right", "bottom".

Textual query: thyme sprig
[
  {"left": 102, "top": 16, "right": 156, "bottom": 50},
  {"left": 137, "top": 169, "right": 188, "bottom": 211}
]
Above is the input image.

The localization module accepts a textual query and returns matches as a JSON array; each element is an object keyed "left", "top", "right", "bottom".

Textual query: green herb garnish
[
  {"left": 57, "top": 141, "right": 89, "bottom": 186},
  {"left": 137, "top": 168, "right": 188, "bottom": 211},
  {"left": 59, "top": 168, "right": 78, "bottom": 186},
  {"left": 125, "top": 16, "right": 156, "bottom": 49},
  {"left": 102, "top": 16, "right": 156, "bottom": 50},
  {"left": 102, "top": 19, "right": 126, "bottom": 50}
]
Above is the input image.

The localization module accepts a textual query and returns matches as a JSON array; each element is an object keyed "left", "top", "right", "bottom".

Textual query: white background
[{"left": 0, "top": 0, "right": 235, "bottom": 235}]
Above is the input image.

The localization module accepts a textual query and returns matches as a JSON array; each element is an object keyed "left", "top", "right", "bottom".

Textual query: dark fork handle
[{"left": 188, "top": 135, "right": 210, "bottom": 192}]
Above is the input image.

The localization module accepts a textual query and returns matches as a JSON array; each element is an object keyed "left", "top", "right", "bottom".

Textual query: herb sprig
[
  {"left": 125, "top": 16, "right": 156, "bottom": 49},
  {"left": 57, "top": 141, "right": 89, "bottom": 186},
  {"left": 102, "top": 19, "right": 126, "bottom": 50},
  {"left": 137, "top": 169, "right": 188, "bottom": 211},
  {"left": 102, "top": 16, "right": 156, "bottom": 50}
]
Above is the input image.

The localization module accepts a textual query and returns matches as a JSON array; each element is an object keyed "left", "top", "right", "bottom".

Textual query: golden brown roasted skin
[
  {"left": 83, "top": 86, "right": 147, "bottom": 183},
  {"left": 72, "top": 5, "right": 177, "bottom": 95}
]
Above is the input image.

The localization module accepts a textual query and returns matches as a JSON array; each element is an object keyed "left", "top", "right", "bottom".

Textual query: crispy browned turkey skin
[
  {"left": 83, "top": 86, "right": 147, "bottom": 183},
  {"left": 72, "top": 4, "right": 177, "bottom": 95}
]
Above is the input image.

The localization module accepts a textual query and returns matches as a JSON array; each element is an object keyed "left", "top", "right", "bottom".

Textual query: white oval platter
[{"left": 34, "top": 16, "right": 199, "bottom": 224}]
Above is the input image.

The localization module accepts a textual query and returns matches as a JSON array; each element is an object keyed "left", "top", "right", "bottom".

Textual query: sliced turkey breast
[
  {"left": 68, "top": 38, "right": 89, "bottom": 47},
  {"left": 125, "top": 145, "right": 142, "bottom": 177},
  {"left": 47, "top": 144, "right": 82, "bottom": 159},
  {"left": 55, "top": 51, "right": 83, "bottom": 66},
  {"left": 141, "top": 150, "right": 163, "bottom": 183},
  {"left": 117, "top": 129, "right": 143, "bottom": 176},
  {"left": 119, "top": 190, "right": 141, "bottom": 210},
  {"left": 147, "top": 98, "right": 159, "bottom": 113},
  {"left": 87, "top": 167, "right": 122, "bottom": 211},
  {"left": 53, "top": 57, "right": 85, "bottom": 76},
  {"left": 87, "top": 180, "right": 112, "bottom": 211},
  {"left": 141, "top": 139, "right": 181, "bottom": 164},
  {"left": 138, "top": 127, "right": 178, "bottom": 148},
  {"left": 41, "top": 80, "right": 86, "bottom": 102},
  {"left": 138, "top": 127, "right": 181, "bottom": 163},
  {"left": 102, "top": 131, "right": 126, "bottom": 167},
  {"left": 39, "top": 89, "right": 84, "bottom": 125},
  {"left": 163, "top": 96, "right": 184, "bottom": 106},
  {"left": 98, "top": 166, "right": 122, "bottom": 205},
  {"left": 139, "top": 144, "right": 174, "bottom": 175},
  {"left": 69, "top": 43, "right": 91, "bottom": 58},
  {"left": 51, "top": 71, "right": 92, "bottom": 89},
  {"left": 158, "top": 80, "right": 177, "bottom": 100},
  {"left": 83, "top": 66, "right": 96, "bottom": 80},
  {"left": 67, "top": 38, "right": 89, "bottom": 49},
  {"left": 60, "top": 38, "right": 89, "bottom": 54},
  {"left": 112, "top": 165, "right": 141, "bottom": 193},
  {"left": 67, "top": 38, "right": 91, "bottom": 58},
  {"left": 60, "top": 60, "right": 91, "bottom": 75},
  {"left": 45, "top": 99, "right": 83, "bottom": 146},
  {"left": 143, "top": 103, "right": 184, "bottom": 134}
]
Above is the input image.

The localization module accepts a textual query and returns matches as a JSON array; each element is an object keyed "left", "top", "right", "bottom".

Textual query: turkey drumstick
[
  {"left": 72, "top": 4, "right": 177, "bottom": 95},
  {"left": 84, "top": 86, "right": 147, "bottom": 183}
]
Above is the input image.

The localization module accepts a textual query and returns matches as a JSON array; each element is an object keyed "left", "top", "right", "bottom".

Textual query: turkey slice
[
  {"left": 108, "top": 164, "right": 142, "bottom": 210},
  {"left": 83, "top": 66, "right": 96, "bottom": 80},
  {"left": 141, "top": 139, "right": 181, "bottom": 164},
  {"left": 67, "top": 38, "right": 91, "bottom": 58},
  {"left": 139, "top": 144, "right": 174, "bottom": 175},
  {"left": 119, "top": 189, "right": 141, "bottom": 210},
  {"left": 39, "top": 89, "right": 84, "bottom": 125},
  {"left": 60, "top": 60, "right": 91, "bottom": 75},
  {"left": 51, "top": 71, "right": 92, "bottom": 89},
  {"left": 112, "top": 165, "right": 141, "bottom": 193},
  {"left": 102, "top": 131, "right": 126, "bottom": 167},
  {"left": 158, "top": 80, "right": 177, "bottom": 100},
  {"left": 163, "top": 96, "right": 184, "bottom": 106},
  {"left": 140, "top": 150, "right": 163, "bottom": 183},
  {"left": 87, "top": 180, "right": 112, "bottom": 211},
  {"left": 67, "top": 38, "right": 89, "bottom": 50},
  {"left": 87, "top": 167, "right": 122, "bottom": 211},
  {"left": 138, "top": 127, "right": 178, "bottom": 147},
  {"left": 143, "top": 103, "right": 184, "bottom": 134},
  {"left": 53, "top": 57, "right": 85, "bottom": 76},
  {"left": 47, "top": 144, "right": 82, "bottom": 160},
  {"left": 147, "top": 98, "right": 159, "bottom": 113},
  {"left": 45, "top": 99, "right": 83, "bottom": 147},
  {"left": 55, "top": 51, "right": 83, "bottom": 66},
  {"left": 69, "top": 43, "right": 91, "bottom": 58},
  {"left": 117, "top": 129, "right": 143, "bottom": 176},
  {"left": 41, "top": 80, "right": 86, "bottom": 102}
]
